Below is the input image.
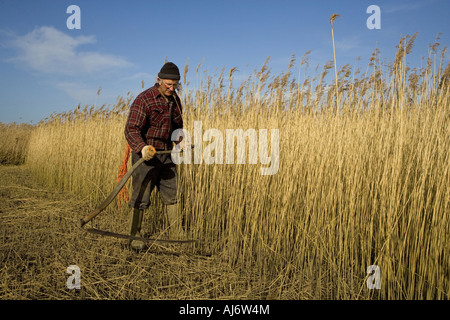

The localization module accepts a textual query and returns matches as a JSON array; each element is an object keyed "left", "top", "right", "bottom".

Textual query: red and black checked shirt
[{"left": 124, "top": 84, "right": 183, "bottom": 153}]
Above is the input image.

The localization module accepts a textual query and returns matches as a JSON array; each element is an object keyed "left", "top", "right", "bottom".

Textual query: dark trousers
[{"left": 128, "top": 151, "right": 180, "bottom": 209}]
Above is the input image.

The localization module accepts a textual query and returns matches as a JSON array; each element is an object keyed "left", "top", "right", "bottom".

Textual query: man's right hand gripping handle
[{"left": 141, "top": 145, "right": 156, "bottom": 160}]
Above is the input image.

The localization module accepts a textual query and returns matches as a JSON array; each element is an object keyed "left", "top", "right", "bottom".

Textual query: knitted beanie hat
[{"left": 158, "top": 62, "right": 180, "bottom": 80}]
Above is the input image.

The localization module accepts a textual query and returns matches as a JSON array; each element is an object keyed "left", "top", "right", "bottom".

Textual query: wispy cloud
[
  {"left": 383, "top": 1, "right": 432, "bottom": 14},
  {"left": 335, "top": 36, "right": 362, "bottom": 52},
  {"left": 56, "top": 81, "right": 100, "bottom": 104},
  {"left": 123, "top": 72, "right": 156, "bottom": 85},
  {"left": 5, "top": 26, "right": 132, "bottom": 75}
]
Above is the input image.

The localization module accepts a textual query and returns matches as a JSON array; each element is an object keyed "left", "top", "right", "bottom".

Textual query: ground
[{"left": 0, "top": 165, "right": 279, "bottom": 300}]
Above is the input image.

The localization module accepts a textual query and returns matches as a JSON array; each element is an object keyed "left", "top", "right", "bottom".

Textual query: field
[{"left": 1, "top": 35, "right": 449, "bottom": 300}]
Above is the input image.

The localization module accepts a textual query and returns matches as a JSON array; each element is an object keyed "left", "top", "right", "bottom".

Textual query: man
[{"left": 124, "top": 62, "right": 184, "bottom": 250}]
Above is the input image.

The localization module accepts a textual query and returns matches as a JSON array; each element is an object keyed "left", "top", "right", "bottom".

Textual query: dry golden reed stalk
[
  {"left": 21, "top": 37, "right": 450, "bottom": 299},
  {"left": 330, "top": 13, "right": 340, "bottom": 110},
  {"left": 0, "top": 122, "right": 34, "bottom": 165}
]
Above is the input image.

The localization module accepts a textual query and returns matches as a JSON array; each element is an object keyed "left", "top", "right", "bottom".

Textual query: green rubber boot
[{"left": 129, "top": 208, "right": 146, "bottom": 250}]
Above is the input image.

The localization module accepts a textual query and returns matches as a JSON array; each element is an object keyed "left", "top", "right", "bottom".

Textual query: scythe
[{"left": 78, "top": 146, "right": 196, "bottom": 244}]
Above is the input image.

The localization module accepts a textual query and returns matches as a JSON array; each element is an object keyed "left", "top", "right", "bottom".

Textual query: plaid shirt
[{"left": 124, "top": 84, "right": 183, "bottom": 153}]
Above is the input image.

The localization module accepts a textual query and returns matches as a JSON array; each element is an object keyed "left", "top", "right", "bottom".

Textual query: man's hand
[
  {"left": 178, "top": 140, "right": 187, "bottom": 150},
  {"left": 141, "top": 145, "right": 156, "bottom": 160},
  {"left": 174, "top": 139, "right": 192, "bottom": 151}
]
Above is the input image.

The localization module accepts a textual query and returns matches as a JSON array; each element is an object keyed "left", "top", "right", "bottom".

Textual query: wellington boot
[{"left": 129, "top": 208, "right": 147, "bottom": 251}]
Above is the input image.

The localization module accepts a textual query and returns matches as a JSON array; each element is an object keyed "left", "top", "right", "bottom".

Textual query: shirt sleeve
[
  {"left": 172, "top": 95, "right": 183, "bottom": 131},
  {"left": 124, "top": 96, "right": 148, "bottom": 154},
  {"left": 171, "top": 95, "right": 184, "bottom": 144}
]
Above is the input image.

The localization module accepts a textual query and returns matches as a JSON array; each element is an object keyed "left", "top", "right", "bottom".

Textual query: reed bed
[
  {"left": 0, "top": 122, "right": 34, "bottom": 165},
  {"left": 18, "top": 35, "right": 450, "bottom": 299}
]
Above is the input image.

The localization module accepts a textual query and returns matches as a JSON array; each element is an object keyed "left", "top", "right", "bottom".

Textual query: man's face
[{"left": 158, "top": 78, "right": 179, "bottom": 96}]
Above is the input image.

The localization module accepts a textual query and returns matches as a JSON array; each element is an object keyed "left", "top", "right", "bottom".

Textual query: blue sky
[{"left": 0, "top": 0, "right": 449, "bottom": 123}]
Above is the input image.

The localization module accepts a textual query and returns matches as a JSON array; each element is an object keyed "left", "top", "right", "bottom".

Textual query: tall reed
[
  {"left": 0, "top": 122, "right": 34, "bottom": 165},
  {"left": 25, "top": 36, "right": 449, "bottom": 299}
]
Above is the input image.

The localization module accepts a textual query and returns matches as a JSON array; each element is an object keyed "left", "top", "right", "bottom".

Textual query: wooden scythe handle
[{"left": 79, "top": 147, "right": 189, "bottom": 228}]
